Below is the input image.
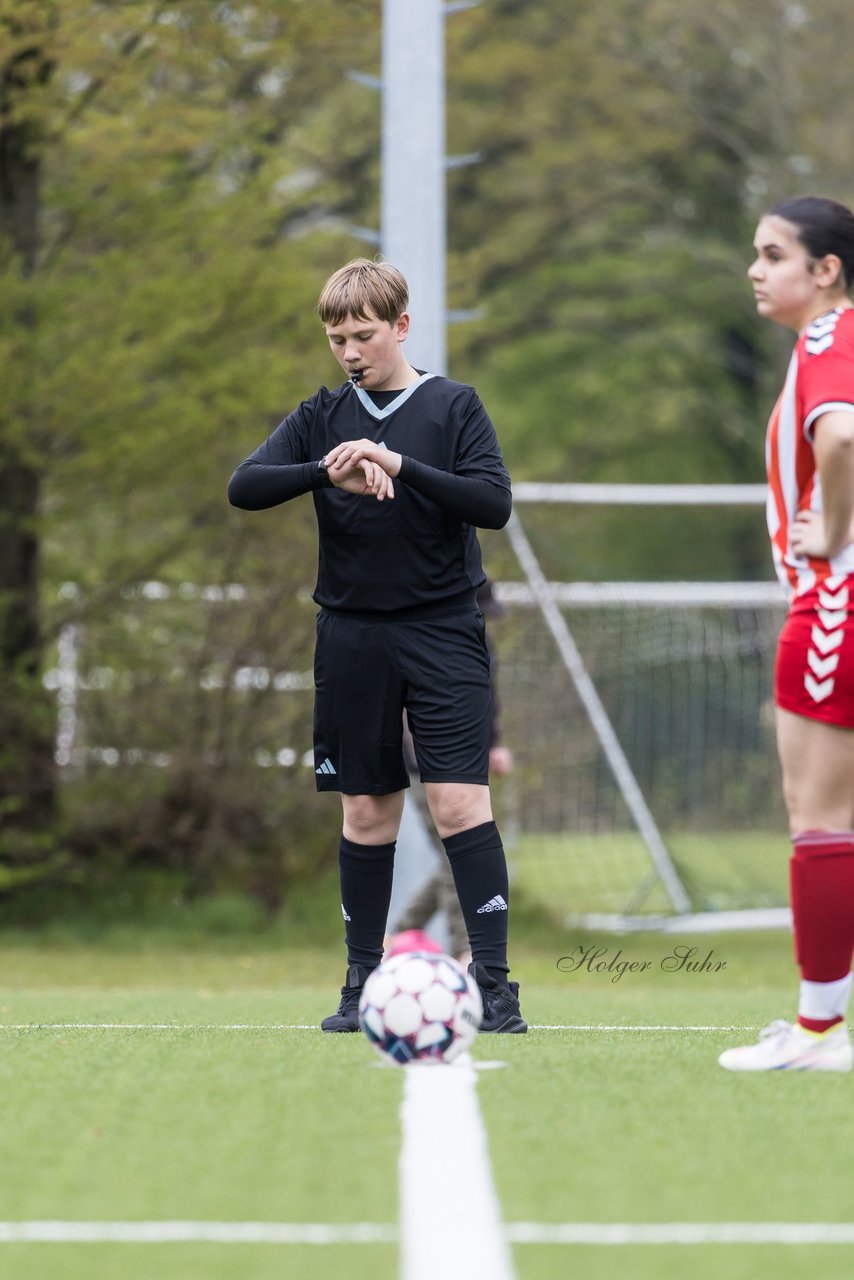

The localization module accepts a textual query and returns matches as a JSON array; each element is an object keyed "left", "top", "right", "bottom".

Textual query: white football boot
[{"left": 719, "top": 1019, "right": 852, "bottom": 1072}]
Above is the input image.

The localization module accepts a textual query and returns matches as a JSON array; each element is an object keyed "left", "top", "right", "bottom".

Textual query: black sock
[
  {"left": 442, "top": 820, "right": 509, "bottom": 981},
  {"left": 339, "top": 835, "right": 396, "bottom": 971}
]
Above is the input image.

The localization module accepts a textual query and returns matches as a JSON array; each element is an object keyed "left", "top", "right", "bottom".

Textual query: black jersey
[{"left": 227, "top": 374, "right": 511, "bottom": 617}]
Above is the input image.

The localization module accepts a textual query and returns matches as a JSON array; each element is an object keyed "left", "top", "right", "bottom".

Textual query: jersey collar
[{"left": 350, "top": 372, "right": 436, "bottom": 420}]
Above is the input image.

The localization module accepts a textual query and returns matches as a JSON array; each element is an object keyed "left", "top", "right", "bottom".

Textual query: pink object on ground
[{"left": 385, "top": 928, "right": 443, "bottom": 958}]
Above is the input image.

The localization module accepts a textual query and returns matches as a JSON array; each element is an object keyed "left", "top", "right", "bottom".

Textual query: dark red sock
[
  {"left": 790, "top": 830, "right": 854, "bottom": 1031},
  {"left": 798, "top": 1014, "right": 844, "bottom": 1033}
]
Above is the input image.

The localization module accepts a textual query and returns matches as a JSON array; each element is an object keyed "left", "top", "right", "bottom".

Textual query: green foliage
[
  {"left": 0, "top": 1, "right": 383, "bottom": 892},
  {"left": 3, "top": 0, "right": 854, "bottom": 905},
  {"left": 445, "top": 0, "right": 854, "bottom": 485}
]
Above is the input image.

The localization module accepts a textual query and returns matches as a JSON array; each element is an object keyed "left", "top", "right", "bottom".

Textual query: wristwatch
[{"left": 316, "top": 457, "right": 333, "bottom": 487}]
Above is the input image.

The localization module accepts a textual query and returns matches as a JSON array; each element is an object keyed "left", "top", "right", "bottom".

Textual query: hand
[
  {"left": 326, "top": 440, "right": 402, "bottom": 484},
  {"left": 489, "top": 745, "right": 514, "bottom": 775},
  {"left": 790, "top": 509, "right": 830, "bottom": 559},
  {"left": 323, "top": 439, "right": 400, "bottom": 501}
]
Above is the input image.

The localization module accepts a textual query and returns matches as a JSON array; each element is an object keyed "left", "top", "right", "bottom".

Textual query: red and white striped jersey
[{"left": 766, "top": 306, "right": 854, "bottom": 597}]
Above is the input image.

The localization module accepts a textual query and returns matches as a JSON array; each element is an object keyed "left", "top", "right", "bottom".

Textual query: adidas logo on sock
[
  {"left": 476, "top": 894, "right": 508, "bottom": 914},
  {"left": 315, "top": 757, "right": 336, "bottom": 775}
]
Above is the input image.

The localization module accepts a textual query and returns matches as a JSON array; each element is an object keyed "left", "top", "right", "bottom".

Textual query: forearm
[
  {"left": 397, "top": 455, "right": 511, "bottom": 529},
  {"left": 227, "top": 459, "right": 329, "bottom": 510},
  {"left": 816, "top": 413, "right": 854, "bottom": 556},
  {"left": 822, "top": 470, "right": 854, "bottom": 556}
]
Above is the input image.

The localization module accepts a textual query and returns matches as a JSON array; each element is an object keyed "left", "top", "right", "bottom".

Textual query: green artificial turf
[
  {"left": 511, "top": 830, "right": 790, "bottom": 917},
  {"left": 0, "top": 926, "right": 850, "bottom": 1280}
]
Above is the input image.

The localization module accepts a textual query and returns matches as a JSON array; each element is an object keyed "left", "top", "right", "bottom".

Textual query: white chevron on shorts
[
  {"left": 807, "top": 650, "right": 840, "bottom": 680},
  {"left": 810, "top": 625, "right": 844, "bottom": 655},
  {"left": 805, "top": 577, "right": 848, "bottom": 704},
  {"left": 805, "top": 674, "right": 835, "bottom": 703},
  {"left": 818, "top": 585, "right": 849, "bottom": 610},
  {"left": 818, "top": 607, "right": 847, "bottom": 630}
]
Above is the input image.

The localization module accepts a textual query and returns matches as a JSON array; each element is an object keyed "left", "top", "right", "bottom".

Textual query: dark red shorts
[{"left": 775, "top": 574, "right": 854, "bottom": 727}]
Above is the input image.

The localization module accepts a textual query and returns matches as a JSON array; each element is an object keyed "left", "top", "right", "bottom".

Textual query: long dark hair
[{"left": 771, "top": 196, "right": 854, "bottom": 290}]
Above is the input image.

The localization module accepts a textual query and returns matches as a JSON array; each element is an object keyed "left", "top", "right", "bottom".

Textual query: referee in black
[{"left": 228, "top": 258, "right": 526, "bottom": 1034}]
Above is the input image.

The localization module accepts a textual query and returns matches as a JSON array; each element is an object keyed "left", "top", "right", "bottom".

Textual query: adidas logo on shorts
[
  {"left": 476, "top": 894, "right": 508, "bottom": 914},
  {"left": 315, "top": 757, "right": 336, "bottom": 776}
]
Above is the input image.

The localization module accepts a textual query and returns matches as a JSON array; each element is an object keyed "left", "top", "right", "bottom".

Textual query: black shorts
[{"left": 313, "top": 608, "right": 492, "bottom": 794}]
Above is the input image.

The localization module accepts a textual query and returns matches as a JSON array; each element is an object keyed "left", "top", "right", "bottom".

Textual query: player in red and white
[{"left": 720, "top": 197, "right": 854, "bottom": 1071}]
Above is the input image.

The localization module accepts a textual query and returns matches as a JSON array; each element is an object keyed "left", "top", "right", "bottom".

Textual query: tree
[
  {"left": 0, "top": 0, "right": 380, "bottom": 891},
  {"left": 439, "top": 0, "right": 854, "bottom": 577},
  {"left": 5, "top": 0, "right": 854, "bottom": 901},
  {"left": 442, "top": 0, "right": 854, "bottom": 464},
  {"left": 1, "top": 4, "right": 58, "bottom": 857}
]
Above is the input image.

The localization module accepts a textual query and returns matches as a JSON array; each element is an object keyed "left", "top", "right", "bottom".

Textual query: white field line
[
  {"left": 530, "top": 1025, "right": 754, "bottom": 1032},
  {"left": 0, "top": 1222, "right": 395, "bottom": 1244},
  {"left": 0, "top": 1023, "right": 756, "bottom": 1032},
  {"left": 0, "top": 1221, "right": 852, "bottom": 1246},
  {"left": 509, "top": 1223, "right": 854, "bottom": 1245},
  {"left": 0, "top": 1024, "right": 317, "bottom": 1031},
  {"left": 399, "top": 1056, "right": 516, "bottom": 1280}
]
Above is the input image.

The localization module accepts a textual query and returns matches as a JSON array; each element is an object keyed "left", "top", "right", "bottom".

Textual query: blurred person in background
[{"left": 388, "top": 580, "right": 515, "bottom": 965}]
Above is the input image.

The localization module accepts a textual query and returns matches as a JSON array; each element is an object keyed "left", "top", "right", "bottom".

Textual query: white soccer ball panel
[
  {"left": 435, "top": 957, "right": 468, "bottom": 991},
  {"left": 360, "top": 1004, "right": 385, "bottom": 1040},
  {"left": 394, "top": 957, "right": 437, "bottom": 995},
  {"left": 455, "top": 994, "right": 482, "bottom": 1033},
  {"left": 381, "top": 951, "right": 413, "bottom": 976},
  {"left": 383, "top": 992, "right": 423, "bottom": 1037},
  {"left": 415, "top": 1021, "right": 451, "bottom": 1052},
  {"left": 443, "top": 1024, "right": 475, "bottom": 1062},
  {"left": 418, "top": 981, "right": 456, "bottom": 1022},
  {"left": 450, "top": 1001, "right": 481, "bottom": 1055},
  {"left": 360, "top": 969, "right": 398, "bottom": 1012}
]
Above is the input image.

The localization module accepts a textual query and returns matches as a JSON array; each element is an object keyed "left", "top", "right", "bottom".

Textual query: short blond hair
[{"left": 318, "top": 258, "right": 409, "bottom": 325}]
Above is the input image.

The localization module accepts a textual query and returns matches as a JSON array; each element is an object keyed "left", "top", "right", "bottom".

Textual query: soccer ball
[{"left": 358, "top": 949, "right": 482, "bottom": 1065}]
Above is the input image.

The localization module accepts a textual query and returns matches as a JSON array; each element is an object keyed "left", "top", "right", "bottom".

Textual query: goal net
[
  {"left": 489, "top": 484, "right": 792, "bottom": 933},
  {"left": 49, "top": 485, "right": 792, "bottom": 933}
]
